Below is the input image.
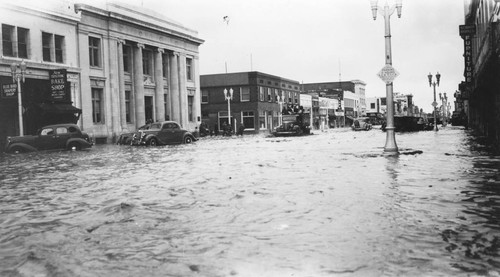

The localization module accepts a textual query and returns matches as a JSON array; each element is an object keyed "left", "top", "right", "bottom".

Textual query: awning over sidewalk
[{"left": 36, "top": 102, "right": 82, "bottom": 114}]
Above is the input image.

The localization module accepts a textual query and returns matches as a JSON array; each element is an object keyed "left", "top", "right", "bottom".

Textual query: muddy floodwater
[{"left": 1, "top": 126, "right": 499, "bottom": 277}]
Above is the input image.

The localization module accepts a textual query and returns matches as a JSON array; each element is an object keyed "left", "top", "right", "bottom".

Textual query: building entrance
[{"left": 145, "top": 96, "right": 153, "bottom": 122}]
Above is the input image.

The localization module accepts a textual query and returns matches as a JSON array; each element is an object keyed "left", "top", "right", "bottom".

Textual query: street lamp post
[
  {"left": 223, "top": 88, "right": 233, "bottom": 133},
  {"left": 428, "top": 72, "right": 441, "bottom": 132},
  {"left": 11, "top": 61, "right": 27, "bottom": 136},
  {"left": 371, "top": 0, "right": 402, "bottom": 154},
  {"left": 277, "top": 94, "right": 284, "bottom": 126}
]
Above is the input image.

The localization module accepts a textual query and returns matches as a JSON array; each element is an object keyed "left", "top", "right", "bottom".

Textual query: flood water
[{"left": 1, "top": 126, "right": 499, "bottom": 277}]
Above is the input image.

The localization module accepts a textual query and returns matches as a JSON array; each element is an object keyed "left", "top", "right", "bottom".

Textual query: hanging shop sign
[
  {"left": 459, "top": 25, "right": 475, "bottom": 84},
  {"left": 49, "top": 69, "right": 69, "bottom": 101},
  {"left": 1, "top": 83, "right": 17, "bottom": 99}
]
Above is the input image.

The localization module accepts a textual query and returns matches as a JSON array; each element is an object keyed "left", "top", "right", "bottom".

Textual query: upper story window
[
  {"left": 89, "top": 36, "right": 101, "bottom": 67},
  {"left": 2, "top": 24, "right": 30, "bottom": 58},
  {"left": 186, "top": 57, "right": 193, "bottom": 81},
  {"left": 42, "top": 32, "right": 52, "bottom": 61},
  {"left": 17, "top": 28, "right": 29, "bottom": 59},
  {"left": 123, "top": 45, "right": 131, "bottom": 73},
  {"left": 142, "top": 49, "right": 153, "bottom": 75},
  {"left": 267, "top": 88, "right": 272, "bottom": 102},
  {"left": 55, "top": 35, "right": 64, "bottom": 63},
  {"left": 240, "top": 87, "right": 250, "bottom": 102},
  {"left": 201, "top": 90, "right": 209, "bottom": 104},
  {"left": 259, "top": 87, "right": 264, "bottom": 101},
  {"left": 162, "top": 53, "right": 168, "bottom": 78}
]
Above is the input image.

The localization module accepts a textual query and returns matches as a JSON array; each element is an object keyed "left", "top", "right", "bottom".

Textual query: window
[
  {"left": 370, "top": 103, "right": 376, "bottom": 109},
  {"left": 218, "top": 111, "right": 231, "bottom": 130},
  {"left": 242, "top": 111, "right": 255, "bottom": 129},
  {"left": 259, "top": 87, "right": 264, "bottom": 101},
  {"left": 56, "top": 127, "right": 68, "bottom": 134},
  {"left": 123, "top": 45, "right": 131, "bottom": 73},
  {"left": 294, "top": 93, "right": 298, "bottom": 104},
  {"left": 40, "top": 128, "right": 54, "bottom": 136},
  {"left": 2, "top": 24, "right": 14, "bottom": 57},
  {"left": 274, "top": 89, "right": 279, "bottom": 101},
  {"left": 201, "top": 90, "right": 209, "bottom": 103},
  {"left": 142, "top": 49, "right": 152, "bottom": 75},
  {"left": 186, "top": 57, "right": 193, "bottom": 81},
  {"left": 188, "top": 95, "right": 194, "bottom": 122},
  {"left": 55, "top": 35, "right": 64, "bottom": 63},
  {"left": 125, "top": 91, "right": 131, "bottom": 123},
  {"left": 89, "top": 37, "right": 101, "bottom": 67},
  {"left": 42, "top": 32, "right": 52, "bottom": 61},
  {"left": 288, "top": 91, "right": 292, "bottom": 103},
  {"left": 17, "top": 28, "right": 29, "bottom": 58},
  {"left": 259, "top": 111, "right": 266, "bottom": 129},
  {"left": 92, "top": 88, "right": 104, "bottom": 123},
  {"left": 267, "top": 88, "right": 272, "bottom": 102},
  {"left": 240, "top": 87, "right": 250, "bottom": 102}
]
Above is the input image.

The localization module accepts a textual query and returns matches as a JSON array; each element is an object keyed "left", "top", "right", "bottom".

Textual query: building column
[
  {"left": 109, "top": 37, "right": 122, "bottom": 138},
  {"left": 134, "top": 43, "right": 145, "bottom": 127},
  {"left": 117, "top": 39, "right": 127, "bottom": 129},
  {"left": 193, "top": 56, "right": 201, "bottom": 126},
  {"left": 169, "top": 51, "right": 180, "bottom": 123},
  {"left": 178, "top": 53, "right": 188, "bottom": 126},
  {"left": 155, "top": 48, "right": 165, "bottom": 122}
]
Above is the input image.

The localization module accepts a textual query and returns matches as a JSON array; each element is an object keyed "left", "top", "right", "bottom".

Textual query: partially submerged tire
[
  {"left": 68, "top": 142, "right": 81, "bottom": 151},
  {"left": 184, "top": 136, "right": 193, "bottom": 144},
  {"left": 9, "top": 146, "right": 25, "bottom": 154},
  {"left": 148, "top": 138, "right": 158, "bottom": 146}
]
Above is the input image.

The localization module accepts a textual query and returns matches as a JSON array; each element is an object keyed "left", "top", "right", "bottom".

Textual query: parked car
[
  {"left": 4, "top": 123, "right": 93, "bottom": 153},
  {"left": 117, "top": 123, "right": 151, "bottom": 145},
  {"left": 351, "top": 117, "right": 373, "bottom": 131},
  {"left": 273, "top": 113, "right": 311, "bottom": 137},
  {"left": 130, "top": 121, "right": 197, "bottom": 146}
]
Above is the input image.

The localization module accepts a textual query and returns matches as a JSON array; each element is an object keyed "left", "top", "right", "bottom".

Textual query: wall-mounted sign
[
  {"left": 459, "top": 25, "right": 475, "bottom": 84},
  {"left": 1, "top": 83, "right": 17, "bottom": 98},
  {"left": 49, "top": 69, "right": 68, "bottom": 101}
]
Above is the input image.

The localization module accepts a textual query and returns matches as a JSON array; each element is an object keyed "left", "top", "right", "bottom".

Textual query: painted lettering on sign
[
  {"left": 1, "top": 83, "right": 17, "bottom": 98},
  {"left": 49, "top": 69, "right": 68, "bottom": 101},
  {"left": 463, "top": 34, "right": 473, "bottom": 84}
]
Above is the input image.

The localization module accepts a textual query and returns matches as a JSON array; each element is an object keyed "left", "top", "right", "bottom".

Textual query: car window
[
  {"left": 56, "top": 127, "right": 68, "bottom": 134},
  {"left": 40, "top": 128, "right": 54, "bottom": 136},
  {"left": 68, "top": 126, "right": 78, "bottom": 133},
  {"left": 151, "top": 123, "right": 162, "bottom": 130}
]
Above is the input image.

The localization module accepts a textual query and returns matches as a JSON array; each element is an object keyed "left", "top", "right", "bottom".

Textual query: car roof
[{"left": 41, "top": 123, "right": 79, "bottom": 128}]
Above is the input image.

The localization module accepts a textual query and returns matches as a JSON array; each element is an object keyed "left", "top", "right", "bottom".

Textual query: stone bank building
[{"left": 0, "top": 1, "right": 203, "bottom": 146}]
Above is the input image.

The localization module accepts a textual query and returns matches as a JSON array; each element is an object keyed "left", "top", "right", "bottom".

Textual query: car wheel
[
  {"left": 9, "top": 146, "right": 25, "bottom": 154},
  {"left": 68, "top": 142, "right": 81, "bottom": 151},
  {"left": 184, "top": 136, "right": 193, "bottom": 144},
  {"left": 148, "top": 138, "right": 158, "bottom": 146}
]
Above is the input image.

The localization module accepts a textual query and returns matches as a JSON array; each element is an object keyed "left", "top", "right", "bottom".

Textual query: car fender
[
  {"left": 66, "top": 138, "right": 92, "bottom": 148},
  {"left": 6, "top": 143, "right": 38, "bottom": 153},
  {"left": 185, "top": 134, "right": 198, "bottom": 141},
  {"left": 143, "top": 134, "right": 159, "bottom": 143}
]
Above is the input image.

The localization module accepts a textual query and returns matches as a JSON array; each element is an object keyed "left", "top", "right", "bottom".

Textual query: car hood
[{"left": 7, "top": 135, "right": 37, "bottom": 143}]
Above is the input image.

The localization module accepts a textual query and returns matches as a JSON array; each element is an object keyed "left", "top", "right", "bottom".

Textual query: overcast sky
[{"left": 88, "top": 0, "right": 465, "bottom": 112}]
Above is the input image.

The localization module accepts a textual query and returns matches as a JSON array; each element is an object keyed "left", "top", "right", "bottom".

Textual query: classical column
[
  {"left": 117, "top": 39, "right": 127, "bottom": 129},
  {"left": 169, "top": 51, "right": 180, "bottom": 123},
  {"left": 155, "top": 48, "right": 165, "bottom": 122},
  {"left": 178, "top": 53, "right": 188, "bottom": 126},
  {"left": 193, "top": 56, "right": 201, "bottom": 125},
  {"left": 109, "top": 38, "right": 122, "bottom": 137},
  {"left": 134, "top": 43, "right": 145, "bottom": 127}
]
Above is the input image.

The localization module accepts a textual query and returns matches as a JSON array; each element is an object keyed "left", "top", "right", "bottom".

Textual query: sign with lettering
[
  {"left": 459, "top": 24, "right": 476, "bottom": 37},
  {"left": 377, "top": 65, "right": 399, "bottom": 84},
  {"left": 463, "top": 34, "right": 473, "bottom": 84},
  {"left": 1, "top": 83, "right": 17, "bottom": 98},
  {"left": 49, "top": 69, "right": 68, "bottom": 101}
]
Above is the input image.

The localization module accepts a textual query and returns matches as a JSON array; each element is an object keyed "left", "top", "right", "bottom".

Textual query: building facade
[
  {"left": 200, "top": 72, "right": 301, "bottom": 134},
  {"left": 459, "top": 0, "right": 500, "bottom": 148},
  {"left": 75, "top": 2, "right": 203, "bottom": 143},
  {"left": 0, "top": 1, "right": 203, "bottom": 147},
  {"left": 0, "top": 1, "right": 82, "bottom": 149}
]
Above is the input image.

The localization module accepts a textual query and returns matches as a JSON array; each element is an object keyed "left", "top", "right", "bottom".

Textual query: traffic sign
[
  {"left": 377, "top": 65, "right": 399, "bottom": 84},
  {"left": 432, "top": 101, "right": 438, "bottom": 107}
]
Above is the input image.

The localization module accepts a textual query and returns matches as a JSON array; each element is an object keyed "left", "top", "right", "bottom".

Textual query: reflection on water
[{"left": 0, "top": 127, "right": 499, "bottom": 276}]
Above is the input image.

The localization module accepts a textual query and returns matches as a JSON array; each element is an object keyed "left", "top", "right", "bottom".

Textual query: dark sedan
[
  {"left": 4, "top": 123, "right": 93, "bottom": 153},
  {"left": 130, "top": 121, "right": 197, "bottom": 146}
]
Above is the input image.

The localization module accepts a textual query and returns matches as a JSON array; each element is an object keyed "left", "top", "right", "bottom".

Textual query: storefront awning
[
  {"left": 346, "top": 116, "right": 355, "bottom": 121},
  {"left": 36, "top": 103, "right": 82, "bottom": 114}
]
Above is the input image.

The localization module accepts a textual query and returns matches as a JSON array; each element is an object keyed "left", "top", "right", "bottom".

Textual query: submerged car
[
  {"left": 5, "top": 123, "right": 93, "bottom": 153},
  {"left": 130, "top": 121, "right": 197, "bottom": 146},
  {"left": 273, "top": 113, "right": 311, "bottom": 137},
  {"left": 351, "top": 117, "right": 373, "bottom": 131},
  {"left": 117, "top": 124, "right": 150, "bottom": 145}
]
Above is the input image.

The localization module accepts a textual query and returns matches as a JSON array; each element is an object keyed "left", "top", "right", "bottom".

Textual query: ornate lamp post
[
  {"left": 277, "top": 93, "right": 284, "bottom": 126},
  {"left": 371, "top": 0, "right": 402, "bottom": 154},
  {"left": 11, "top": 61, "right": 27, "bottom": 136},
  {"left": 428, "top": 72, "right": 441, "bottom": 131},
  {"left": 223, "top": 88, "right": 233, "bottom": 133}
]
